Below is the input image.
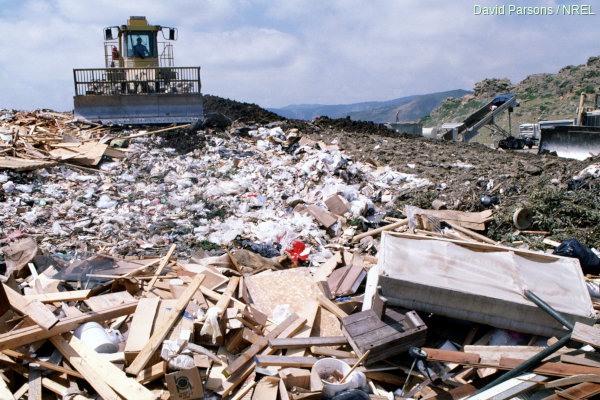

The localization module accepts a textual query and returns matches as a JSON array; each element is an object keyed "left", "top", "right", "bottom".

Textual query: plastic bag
[
  {"left": 553, "top": 238, "right": 600, "bottom": 274},
  {"left": 200, "top": 307, "right": 222, "bottom": 343}
]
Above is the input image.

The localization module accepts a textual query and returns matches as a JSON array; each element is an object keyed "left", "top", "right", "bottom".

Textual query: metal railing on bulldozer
[{"left": 73, "top": 67, "right": 201, "bottom": 97}]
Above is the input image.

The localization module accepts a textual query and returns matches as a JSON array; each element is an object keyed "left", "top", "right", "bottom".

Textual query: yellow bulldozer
[{"left": 73, "top": 16, "right": 203, "bottom": 124}]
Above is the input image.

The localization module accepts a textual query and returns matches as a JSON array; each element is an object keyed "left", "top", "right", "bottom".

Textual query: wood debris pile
[
  {"left": 1, "top": 113, "right": 600, "bottom": 400},
  {"left": 0, "top": 110, "right": 120, "bottom": 171}
]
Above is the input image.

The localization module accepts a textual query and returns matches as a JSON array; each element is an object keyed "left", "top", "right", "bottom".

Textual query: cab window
[{"left": 125, "top": 32, "right": 156, "bottom": 58}]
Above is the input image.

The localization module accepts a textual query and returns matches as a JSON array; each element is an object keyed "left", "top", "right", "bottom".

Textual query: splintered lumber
[
  {"left": 0, "top": 301, "right": 138, "bottom": 351},
  {"left": 352, "top": 219, "right": 408, "bottom": 242},
  {"left": 219, "top": 316, "right": 307, "bottom": 397},
  {"left": 136, "top": 361, "right": 167, "bottom": 385},
  {"left": 572, "top": 322, "right": 600, "bottom": 349},
  {"left": 317, "top": 293, "right": 348, "bottom": 320},
  {"left": 49, "top": 335, "right": 122, "bottom": 400},
  {"left": 61, "top": 334, "right": 156, "bottom": 400},
  {"left": 270, "top": 336, "right": 348, "bottom": 349},
  {"left": 145, "top": 243, "right": 176, "bottom": 291},
  {"left": 23, "top": 289, "right": 92, "bottom": 303},
  {"left": 545, "top": 374, "right": 600, "bottom": 388},
  {"left": 230, "top": 381, "right": 257, "bottom": 400},
  {"left": 425, "top": 348, "right": 600, "bottom": 377},
  {"left": 187, "top": 342, "right": 223, "bottom": 365},
  {"left": 255, "top": 355, "right": 318, "bottom": 368},
  {"left": 3, "top": 284, "right": 59, "bottom": 330},
  {"left": 312, "top": 252, "right": 342, "bottom": 282},
  {"left": 0, "top": 376, "right": 15, "bottom": 400},
  {"left": 252, "top": 376, "right": 279, "bottom": 400},
  {"left": 127, "top": 273, "right": 204, "bottom": 375},
  {"left": 223, "top": 313, "right": 300, "bottom": 378},
  {"left": 543, "top": 382, "right": 600, "bottom": 400},
  {"left": 444, "top": 220, "right": 498, "bottom": 245},
  {"left": 2, "top": 349, "right": 83, "bottom": 379}
]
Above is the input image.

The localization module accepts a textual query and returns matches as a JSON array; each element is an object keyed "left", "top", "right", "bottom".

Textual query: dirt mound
[{"left": 203, "top": 94, "right": 283, "bottom": 124}]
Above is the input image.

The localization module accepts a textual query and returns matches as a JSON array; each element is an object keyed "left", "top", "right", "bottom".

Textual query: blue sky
[{"left": 0, "top": 0, "right": 598, "bottom": 111}]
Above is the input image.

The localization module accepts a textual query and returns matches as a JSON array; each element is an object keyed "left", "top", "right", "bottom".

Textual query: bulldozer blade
[
  {"left": 73, "top": 93, "right": 203, "bottom": 125},
  {"left": 539, "top": 126, "right": 600, "bottom": 160}
]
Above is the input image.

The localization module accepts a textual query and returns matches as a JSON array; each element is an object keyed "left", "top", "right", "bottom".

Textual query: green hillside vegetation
[{"left": 424, "top": 56, "right": 600, "bottom": 144}]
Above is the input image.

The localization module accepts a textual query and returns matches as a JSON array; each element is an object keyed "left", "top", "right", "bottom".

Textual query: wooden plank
[
  {"left": 84, "top": 291, "right": 135, "bottom": 311},
  {"left": 572, "top": 322, "right": 600, "bottom": 348},
  {"left": 0, "top": 301, "right": 138, "bottom": 351},
  {"left": 545, "top": 374, "right": 600, "bottom": 388},
  {"left": 312, "top": 252, "right": 342, "bottom": 283},
  {"left": 252, "top": 376, "right": 279, "bottom": 400},
  {"left": 219, "top": 316, "right": 307, "bottom": 397},
  {"left": 136, "top": 361, "right": 167, "bottom": 385},
  {"left": 466, "top": 373, "right": 547, "bottom": 400},
  {"left": 65, "top": 334, "right": 155, "bottom": 400},
  {"left": 2, "top": 349, "right": 83, "bottom": 379},
  {"left": 543, "top": 382, "right": 600, "bottom": 400},
  {"left": 126, "top": 273, "right": 204, "bottom": 375},
  {"left": 560, "top": 354, "right": 600, "bottom": 368},
  {"left": 423, "top": 348, "right": 481, "bottom": 364},
  {"left": 270, "top": 336, "right": 348, "bottom": 349},
  {"left": 124, "top": 297, "right": 160, "bottom": 363},
  {"left": 464, "top": 345, "right": 571, "bottom": 364},
  {"left": 317, "top": 294, "right": 348, "bottom": 320},
  {"left": 145, "top": 243, "right": 176, "bottom": 292},
  {"left": 425, "top": 348, "right": 600, "bottom": 377},
  {"left": 49, "top": 335, "right": 122, "bottom": 400},
  {"left": 3, "top": 284, "right": 58, "bottom": 330},
  {"left": 223, "top": 313, "right": 300, "bottom": 378},
  {"left": 310, "top": 346, "right": 354, "bottom": 358},
  {"left": 255, "top": 355, "right": 318, "bottom": 368},
  {"left": 28, "top": 367, "right": 42, "bottom": 400},
  {"left": 187, "top": 342, "right": 223, "bottom": 365},
  {"left": 24, "top": 289, "right": 91, "bottom": 303},
  {"left": 352, "top": 219, "right": 408, "bottom": 242},
  {"left": 501, "top": 357, "right": 600, "bottom": 377},
  {"left": 0, "top": 372, "right": 15, "bottom": 400}
]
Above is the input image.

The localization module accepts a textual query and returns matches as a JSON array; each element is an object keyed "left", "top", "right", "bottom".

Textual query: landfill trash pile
[{"left": 2, "top": 103, "right": 600, "bottom": 400}]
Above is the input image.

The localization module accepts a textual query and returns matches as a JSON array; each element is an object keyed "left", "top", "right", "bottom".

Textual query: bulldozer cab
[{"left": 74, "top": 16, "right": 202, "bottom": 124}]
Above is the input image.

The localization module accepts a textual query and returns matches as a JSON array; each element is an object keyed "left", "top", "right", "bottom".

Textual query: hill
[
  {"left": 268, "top": 90, "right": 470, "bottom": 122},
  {"left": 346, "top": 89, "right": 471, "bottom": 123},
  {"left": 424, "top": 56, "right": 600, "bottom": 143}
]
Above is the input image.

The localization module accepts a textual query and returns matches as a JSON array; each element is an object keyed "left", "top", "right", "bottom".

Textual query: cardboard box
[{"left": 165, "top": 368, "right": 204, "bottom": 400}]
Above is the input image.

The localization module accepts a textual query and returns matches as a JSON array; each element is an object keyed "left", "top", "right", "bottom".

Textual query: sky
[{"left": 0, "top": 0, "right": 599, "bottom": 111}]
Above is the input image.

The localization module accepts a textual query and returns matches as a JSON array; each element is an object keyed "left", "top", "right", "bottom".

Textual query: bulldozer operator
[{"left": 133, "top": 37, "right": 149, "bottom": 58}]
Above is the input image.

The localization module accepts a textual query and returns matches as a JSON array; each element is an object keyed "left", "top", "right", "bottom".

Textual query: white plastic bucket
[
  {"left": 74, "top": 322, "right": 118, "bottom": 353},
  {"left": 312, "top": 358, "right": 357, "bottom": 399}
]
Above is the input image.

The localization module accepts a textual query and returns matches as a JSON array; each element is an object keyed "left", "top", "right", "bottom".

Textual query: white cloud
[{"left": 0, "top": 0, "right": 599, "bottom": 111}]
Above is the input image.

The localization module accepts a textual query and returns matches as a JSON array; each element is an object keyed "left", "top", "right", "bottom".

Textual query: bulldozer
[{"left": 73, "top": 16, "right": 203, "bottom": 124}]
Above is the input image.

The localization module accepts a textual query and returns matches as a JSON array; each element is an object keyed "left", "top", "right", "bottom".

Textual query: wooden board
[
  {"left": 65, "top": 334, "right": 155, "bottom": 400},
  {"left": 126, "top": 274, "right": 204, "bottom": 375},
  {"left": 0, "top": 301, "right": 137, "bottom": 351},
  {"left": 572, "top": 322, "right": 600, "bottom": 348},
  {"left": 124, "top": 297, "right": 160, "bottom": 364},
  {"left": 0, "top": 157, "right": 56, "bottom": 171},
  {"left": 23, "top": 289, "right": 91, "bottom": 303},
  {"left": 84, "top": 291, "right": 135, "bottom": 311},
  {"left": 4, "top": 284, "right": 58, "bottom": 330},
  {"left": 255, "top": 355, "right": 318, "bottom": 368},
  {"left": 270, "top": 336, "right": 348, "bottom": 349}
]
